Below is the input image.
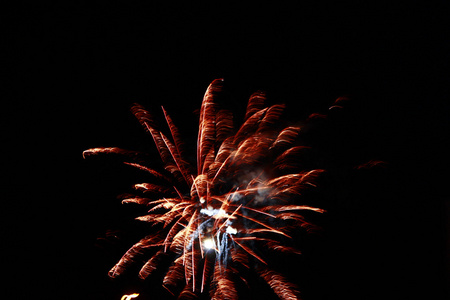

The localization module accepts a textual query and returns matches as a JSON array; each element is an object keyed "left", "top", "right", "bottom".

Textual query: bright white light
[
  {"left": 202, "top": 237, "right": 214, "bottom": 250},
  {"left": 226, "top": 226, "right": 237, "bottom": 235},
  {"left": 200, "top": 197, "right": 205, "bottom": 204},
  {"left": 200, "top": 208, "right": 228, "bottom": 218}
]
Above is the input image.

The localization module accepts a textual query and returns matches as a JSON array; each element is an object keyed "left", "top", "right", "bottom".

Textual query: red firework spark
[{"left": 84, "top": 79, "right": 327, "bottom": 299}]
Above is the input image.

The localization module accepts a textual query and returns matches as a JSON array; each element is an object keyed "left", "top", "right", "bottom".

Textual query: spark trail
[{"left": 84, "top": 79, "right": 329, "bottom": 299}]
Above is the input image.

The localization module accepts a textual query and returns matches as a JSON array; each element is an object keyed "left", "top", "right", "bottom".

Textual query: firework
[{"left": 84, "top": 79, "right": 327, "bottom": 299}]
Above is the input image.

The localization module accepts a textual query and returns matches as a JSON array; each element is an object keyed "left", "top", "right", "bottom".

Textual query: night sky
[{"left": 9, "top": 2, "right": 449, "bottom": 299}]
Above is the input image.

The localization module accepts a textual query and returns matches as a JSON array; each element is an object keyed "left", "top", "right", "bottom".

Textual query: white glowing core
[{"left": 202, "top": 238, "right": 215, "bottom": 250}]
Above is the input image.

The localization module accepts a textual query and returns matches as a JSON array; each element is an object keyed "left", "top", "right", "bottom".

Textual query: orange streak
[
  {"left": 233, "top": 211, "right": 290, "bottom": 238},
  {"left": 192, "top": 239, "right": 196, "bottom": 291},
  {"left": 201, "top": 256, "right": 208, "bottom": 293},
  {"left": 161, "top": 133, "right": 191, "bottom": 185},
  {"left": 231, "top": 236, "right": 267, "bottom": 265}
]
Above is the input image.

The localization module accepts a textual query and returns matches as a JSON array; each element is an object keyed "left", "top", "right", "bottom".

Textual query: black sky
[{"left": 8, "top": 1, "right": 450, "bottom": 299}]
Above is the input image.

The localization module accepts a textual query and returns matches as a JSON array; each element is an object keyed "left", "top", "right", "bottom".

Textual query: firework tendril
[{"left": 84, "top": 79, "right": 331, "bottom": 299}]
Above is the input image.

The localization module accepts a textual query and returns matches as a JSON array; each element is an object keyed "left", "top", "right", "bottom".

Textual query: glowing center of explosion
[{"left": 202, "top": 237, "right": 215, "bottom": 250}]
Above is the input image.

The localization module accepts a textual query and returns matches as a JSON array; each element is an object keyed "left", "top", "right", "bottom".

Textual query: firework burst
[{"left": 84, "top": 79, "right": 328, "bottom": 299}]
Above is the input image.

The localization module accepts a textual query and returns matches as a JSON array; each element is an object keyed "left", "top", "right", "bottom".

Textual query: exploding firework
[{"left": 84, "top": 79, "right": 329, "bottom": 299}]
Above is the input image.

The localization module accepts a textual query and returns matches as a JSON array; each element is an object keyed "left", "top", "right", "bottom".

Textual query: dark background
[{"left": 8, "top": 1, "right": 449, "bottom": 299}]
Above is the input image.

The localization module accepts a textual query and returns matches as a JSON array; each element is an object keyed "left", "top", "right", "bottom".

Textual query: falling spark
[
  {"left": 84, "top": 79, "right": 329, "bottom": 299},
  {"left": 121, "top": 293, "right": 139, "bottom": 300}
]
